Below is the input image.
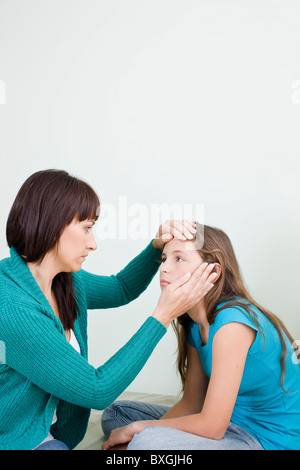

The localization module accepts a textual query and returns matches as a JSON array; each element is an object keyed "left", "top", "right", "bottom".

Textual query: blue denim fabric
[
  {"left": 34, "top": 439, "right": 69, "bottom": 450},
  {"left": 101, "top": 400, "right": 264, "bottom": 450},
  {"left": 101, "top": 400, "right": 170, "bottom": 438}
]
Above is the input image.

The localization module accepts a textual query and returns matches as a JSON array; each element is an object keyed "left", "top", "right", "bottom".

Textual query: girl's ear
[{"left": 212, "top": 263, "right": 222, "bottom": 281}]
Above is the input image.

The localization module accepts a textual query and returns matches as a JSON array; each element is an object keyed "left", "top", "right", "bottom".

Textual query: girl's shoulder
[{"left": 212, "top": 299, "right": 263, "bottom": 335}]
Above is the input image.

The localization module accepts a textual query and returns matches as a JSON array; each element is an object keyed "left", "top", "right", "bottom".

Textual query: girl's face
[{"left": 159, "top": 238, "right": 204, "bottom": 288}]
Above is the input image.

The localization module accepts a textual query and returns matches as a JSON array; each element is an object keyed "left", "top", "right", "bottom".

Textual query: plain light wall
[{"left": 0, "top": 0, "right": 299, "bottom": 395}]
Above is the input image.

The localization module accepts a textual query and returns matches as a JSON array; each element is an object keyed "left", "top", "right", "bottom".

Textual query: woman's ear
[{"left": 212, "top": 263, "right": 222, "bottom": 281}]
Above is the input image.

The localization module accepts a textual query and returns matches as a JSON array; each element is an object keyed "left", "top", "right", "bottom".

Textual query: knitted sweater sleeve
[
  {"left": 77, "top": 241, "right": 162, "bottom": 309},
  {"left": 1, "top": 306, "right": 166, "bottom": 410}
]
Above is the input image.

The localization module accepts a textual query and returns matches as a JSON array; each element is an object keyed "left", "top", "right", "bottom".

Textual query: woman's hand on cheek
[
  {"left": 102, "top": 421, "right": 148, "bottom": 450},
  {"left": 152, "top": 220, "right": 197, "bottom": 251},
  {"left": 153, "top": 263, "right": 218, "bottom": 328}
]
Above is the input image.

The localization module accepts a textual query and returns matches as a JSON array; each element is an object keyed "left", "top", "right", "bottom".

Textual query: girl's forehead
[{"left": 162, "top": 239, "right": 198, "bottom": 255}]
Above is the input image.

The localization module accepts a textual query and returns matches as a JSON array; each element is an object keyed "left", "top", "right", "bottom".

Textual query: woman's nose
[{"left": 88, "top": 232, "right": 97, "bottom": 251}]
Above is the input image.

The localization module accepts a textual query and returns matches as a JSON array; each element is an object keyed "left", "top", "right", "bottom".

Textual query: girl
[
  {"left": 0, "top": 170, "right": 216, "bottom": 450},
  {"left": 102, "top": 224, "right": 300, "bottom": 450}
]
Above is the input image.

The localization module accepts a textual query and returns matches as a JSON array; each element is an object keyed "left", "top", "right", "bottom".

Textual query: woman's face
[
  {"left": 159, "top": 238, "right": 204, "bottom": 288},
  {"left": 55, "top": 218, "right": 97, "bottom": 272}
]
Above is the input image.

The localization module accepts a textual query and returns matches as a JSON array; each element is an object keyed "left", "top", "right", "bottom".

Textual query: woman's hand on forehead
[{"left": 153, "top": 220, "right": 197, "bottom": 251}]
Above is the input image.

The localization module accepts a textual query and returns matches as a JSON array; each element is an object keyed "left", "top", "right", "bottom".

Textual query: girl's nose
[{"left": 159, "top": 262, "right": 168, "bottom": 273}]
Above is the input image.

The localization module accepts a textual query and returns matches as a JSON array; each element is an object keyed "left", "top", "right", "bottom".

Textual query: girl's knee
[
  {"left": 128, "top": 426, "right": 168, "bottom": 450},
  {"left": 128, "top": 427, "right": 152, "bottom": 450}
]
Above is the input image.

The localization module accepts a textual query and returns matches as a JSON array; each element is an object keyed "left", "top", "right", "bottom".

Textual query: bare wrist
[{"left": 152, "top": 308, "right": 171, "bottom": 328}]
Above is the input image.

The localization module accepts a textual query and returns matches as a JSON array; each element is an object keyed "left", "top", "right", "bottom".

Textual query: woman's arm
[
  {"left": 102, "top": 322, "right": 256, "bottom": 449},
  {"left": 1, "top": 263, "right": 216, "bottom": 412},
  {"left": 1, "top": 306, "right": 166, "bottom": 411},
  {"left": 77, "top": 241, "right": 161, "bottom": 310}
]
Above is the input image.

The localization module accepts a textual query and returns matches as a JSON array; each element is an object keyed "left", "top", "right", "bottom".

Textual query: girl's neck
[
  {"left": 187, "top": 299, "right": 207, "bottom": 325},
  {"left": 187, "top": 299, "right": 210, "bottom": 345}
]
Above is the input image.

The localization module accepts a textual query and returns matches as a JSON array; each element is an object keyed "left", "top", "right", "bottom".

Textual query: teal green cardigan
[{"left": 0, "top": 242, "right": 166, "bottom": 450}]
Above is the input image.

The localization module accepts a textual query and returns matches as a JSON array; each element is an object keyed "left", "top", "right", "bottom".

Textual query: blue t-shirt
[{"left": 187, "top": 301, "right": 300, "bottom": 450}]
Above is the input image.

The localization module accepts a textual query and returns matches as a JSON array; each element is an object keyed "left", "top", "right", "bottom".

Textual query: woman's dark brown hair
[
  {"left": 6, "top": 169, "right": 100, "bottom": 330},
  {"left": 172, "top": 223, "right": 298, "bottom": 392}
]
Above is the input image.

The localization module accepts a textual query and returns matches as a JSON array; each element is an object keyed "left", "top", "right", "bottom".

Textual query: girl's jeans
[{"left": 101, "top": 400, "right": 264, "bottom": 450}]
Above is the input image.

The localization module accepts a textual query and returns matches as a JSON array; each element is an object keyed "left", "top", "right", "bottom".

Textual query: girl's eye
[
  {"left": 177, "top": 257, "right": 184, "bottom": 262},
  {"left": 160, "top": 258, "right": 166, "bottom": 263},
  {"left": 85, "top": 226, "right": 92, "bottom": 232}
]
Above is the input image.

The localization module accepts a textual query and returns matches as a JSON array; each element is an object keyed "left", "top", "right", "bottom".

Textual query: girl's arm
[
  {"left": 102, "top": 322, "right": 256, "bottom": 449},
  {"left": 160, "top": 344, "right": 208, "bottom": 419}
]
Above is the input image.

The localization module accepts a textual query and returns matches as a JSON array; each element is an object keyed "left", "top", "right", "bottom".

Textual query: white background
[{"left": 0, "top": 0, "right": 299, "bottom": 395}]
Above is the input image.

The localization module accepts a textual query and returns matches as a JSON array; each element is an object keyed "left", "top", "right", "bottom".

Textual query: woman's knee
[{"left": 34, "top": 439, "right": 69, "bottom": 450}]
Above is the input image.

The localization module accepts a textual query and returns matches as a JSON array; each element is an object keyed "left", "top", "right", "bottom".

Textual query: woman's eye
[
  {"left": 177, "top": 257, "right": 184, "bottom": 262},
  {"left": 160, "top": 258, "right": 166, "bottom": 263}
]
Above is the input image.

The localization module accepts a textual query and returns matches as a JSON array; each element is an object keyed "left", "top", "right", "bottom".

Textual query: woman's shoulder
[
  {"left": 0, "top": 253, "right": 58, "bottom": 322},
  {"left": 0, "top": 255, "right": 19, "bottom": 304},
  {"left": 0, "top": 253, "right": 12, "bottom": 277}
]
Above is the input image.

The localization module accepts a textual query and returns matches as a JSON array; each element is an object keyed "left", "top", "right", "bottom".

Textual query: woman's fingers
[
  {"left": 189, "top": 262, "right": 216, "bottom": 287},
  {"left": 170, "top": 263, "right": 217, "bottom": 309},
  {"left": 153, "top": 220, "right": 197, "bottom": 250},
  {"left": 194, "top": 271, "right": 218, "bottom": 302},
  {"left": 168, "top": 262, "right": 215, "bottom": 294},
  {"left": 158, "top": 220, "right": 197, "bottom": 241},
  {"left": 167, "top": 220, "right": 197, "bottom": 240},
  {"left": 153, "top": 262, "right": 218, "bottom": 326},
  {"left": 168, "top": 270, "right": 192, "bottom": 291}
]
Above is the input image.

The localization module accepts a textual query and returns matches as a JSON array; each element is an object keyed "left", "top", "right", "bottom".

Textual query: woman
[
  {"left": 102, "top": 224, "right": 300, "bottom": 450},
  {"left": 0, "top": 170, "right": 216, "bottom": 450}
]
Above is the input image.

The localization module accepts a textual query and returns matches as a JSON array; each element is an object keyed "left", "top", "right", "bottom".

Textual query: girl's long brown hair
[
  {"left": 6, "top": 169, "right": 100, "bottom": 330},
  {"left": 172, "top": 224, "right": 298, "bottom": 391}
]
